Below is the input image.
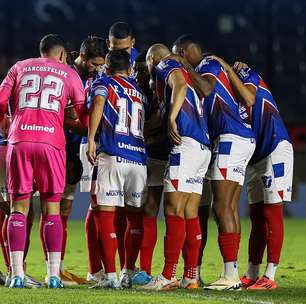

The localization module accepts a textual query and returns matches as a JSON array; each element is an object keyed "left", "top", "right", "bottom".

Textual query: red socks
[
  {"left": 0, "top": 211, "right": 10, "bottom": 272},
  {"left": 218, "top": 232, "right": 240, "bottom": 262},
  {"left": 114, "top": 210, "right": 127, "bottom": 269},
  {"left": 264, "top": 204, "right": 283, "bottom": 264},
  {"left": 85, "top": 209, "right": 102, "bottom": 274},
  {"left": 197, "top": 206, "right": 209, "bottom": 266},
  {"left": 61, "top": 215, "right": 68, "bottom": 261},
  {"left": 182, "top": 217, "right": 201, "bottom": 279},
  {"left": 124, "top": 213, "right": 143, "bottom": 270},
  {"left": 40, "top": 215, "right": 48, "bottom": 261},
  {"left": 140, "top": 216, "right": 157, "bottom": 275},
  {"left": 249, "top": 203, "right": 266, "bottom": 264},
  {"left": 94, "top": 210, "right": 117, "bottom": 273},
  {"left": 162, "top": 215, "right": 186, "bottom": 280}
]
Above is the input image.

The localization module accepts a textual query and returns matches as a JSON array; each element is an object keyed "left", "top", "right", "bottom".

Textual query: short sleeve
[
  {"left": 196, "top": 58, "right": 222, "bottom": 78},
  {"left": 69, "top": 70, "right": 85, "bottom": 105},
  {"left": 156, "top": 59, "right": 181, "bottom": 83},
  {"left": 238, "top": 68, "right": 260, "bottom": 89},
  {"left": 91, "top": 78, "right": 109, "bottom": 100}
]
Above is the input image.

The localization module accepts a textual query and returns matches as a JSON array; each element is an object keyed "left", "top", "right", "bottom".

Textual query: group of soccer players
[{"left": 0, "top": 21, "right": 293, "bottom": 291}]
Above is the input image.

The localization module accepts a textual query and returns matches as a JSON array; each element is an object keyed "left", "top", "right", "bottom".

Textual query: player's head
[
  {"left": 146, "top": 44, "right": 170, "bottom": 75},
  {"left": 105, "top": 49, "right": 131, "bottom": 76},
  {"left": 132, "top": 50, "right": 150, "bottom": 89},
  {"left": 172, "top": 34, "right": 203, "bottom": 67},
  {"left": 39, "top": 34, "right": 67, "bottom": 63},
  {"left": 77, "top": 36, "right": 108, "bottom": 77},
  {"left": 107, "top": 22, "right": 135, "bottom": 54}
]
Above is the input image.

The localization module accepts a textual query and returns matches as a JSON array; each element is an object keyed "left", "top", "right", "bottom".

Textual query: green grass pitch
[{"left": 0, "top": 218, "right": 305, "bottom": 303}]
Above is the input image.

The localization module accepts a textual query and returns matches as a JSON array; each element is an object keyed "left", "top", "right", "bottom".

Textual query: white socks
[
  {"left": 264, "top": 263, "right": 278, "bottom": 281},
  {"left": 47, "top": 252, "right": 61, "bottom": 278},
  {"left": 224, "top": 261, "right": 239, "bottom": 278},
  {"left": 245, "top": 262, "right": 261, "bottom": 280},
  {"left": 105, "top": 272, "right": 117, "bottom": 280},
  {"left": 10, "top": 251, "right": 24, "bottom": 279}
]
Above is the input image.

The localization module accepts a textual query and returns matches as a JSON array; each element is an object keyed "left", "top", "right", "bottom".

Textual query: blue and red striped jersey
[
  {"left": 91, "top": 75, "right": 147, "bottom": 164},
  {"left": 237, "top": 67, "right": 291, "bottom": 164}
]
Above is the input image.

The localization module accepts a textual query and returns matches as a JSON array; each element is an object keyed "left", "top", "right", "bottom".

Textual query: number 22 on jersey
[{"left": 19, "top": 74, "right": 64, "bottom": 112}]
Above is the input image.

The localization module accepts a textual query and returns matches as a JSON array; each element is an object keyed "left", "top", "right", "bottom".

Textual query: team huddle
[{"left": 0, "top": 22, "right": 293, "bottom": 291}]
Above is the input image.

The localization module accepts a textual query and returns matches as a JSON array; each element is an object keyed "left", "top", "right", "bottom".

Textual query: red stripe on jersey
[
  {"left": 218, "top": 71, "right": 236, "bottom": 100},
  {"left": 112, "top": 76, "right": 142, "bottom": 104},
  {"left": 107, "top": 85, "right": 120, "bottom": 109},
  {"left": 259, "top": 79, "right": 270, "bottom": 91},
  {"left": 180, "top": 68, "right": 192, "bottom": 86}
]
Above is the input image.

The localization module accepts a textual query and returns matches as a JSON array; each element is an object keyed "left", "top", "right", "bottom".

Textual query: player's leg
[
  {"left": 206, "top": 135, "right": 255, "bottom": 291},
  {"left": 119, "top": 160, "right": 147, "bottom": 289},
  {"left": 6, "top": 142, "right": 34, "bottom": 288},
  {"left": 114, "top": 208, "right": 127, "bottom": 270},
  {"left": 34, "top": 143, "right": 66, "bottom": 289},
  {"left": 181, "top": 146, "right": 211, "bottom": 289},
  {"left": 89, "top": 154, "right": 123, "bottom": 289},
  {"left": 134, "top": 158, "right": 166, "bottom": 285},
  {"left": 80, "top": 142, "right": 104, "bottom": 282},
  {"left": 197, "top": 180, "right": 212, "bottom": 286},
  {"left": 85, "top": 208, "right": 104, "bottom": 283},
  {"left": 248, "top": 141, "right": 293, "bottom": 290}
]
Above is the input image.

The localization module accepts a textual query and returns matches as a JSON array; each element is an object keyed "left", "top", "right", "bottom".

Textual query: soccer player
[
  {"left": 130, "top": 51, "right": 168, "bottom": 285},
  {"left": 212, "top": 57, "right": 293, "bottom": 290},
  {"left": 172, "top": 35, "right": 255, "bottom": 290},
  {"left": 106, "top": 21, "right": 139, "bottom": 270},
  {"left": 143, "top": 44, "right": 211, "bottom": 290},
  {"left": 0, "top": 34, "right": 86, "bottom": 288},
  {"left": 87, "top": 50, "right": 147, "bottom": 289}
]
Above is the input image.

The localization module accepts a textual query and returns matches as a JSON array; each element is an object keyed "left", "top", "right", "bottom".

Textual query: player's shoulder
[
  {"left": 92, "top": 75, "right": 111, "bottom": 90},
  {"left": 196, "top": 57, "right": 221, "bottom": 75},
  {"left": 157, "top": 58, "right": 180, "bottom": 71}
]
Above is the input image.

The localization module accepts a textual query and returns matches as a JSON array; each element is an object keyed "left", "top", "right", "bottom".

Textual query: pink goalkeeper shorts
[{"left": 6, "top": 142, "right": 66, "bottom": 201}]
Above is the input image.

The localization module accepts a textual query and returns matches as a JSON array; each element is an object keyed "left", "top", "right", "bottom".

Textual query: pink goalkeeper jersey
[{"left": 0, "top": 57, "right": 85, "bottom": 150}]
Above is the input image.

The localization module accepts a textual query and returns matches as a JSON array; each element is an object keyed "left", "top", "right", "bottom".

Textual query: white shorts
[
  {"left": 247, "top": 140, "right": 293, "bottom": 204},
  {"left": 91, "top": 153, "right": 147, "bottom": 208},
  {"left": 80, "top": 142, "right": 94, "bottom": 192},
  {"left": 147, "top": 157, "right": 167, "bottom": 187},
  {"left": 0, "top": 145, "right": 8, "bottom": 202},
  {"left": 164, "top": 137, "right": 211, "bottom": 195},
  {"left": 62, "top": 183, "right": 77, "bottom": 201},
  {"left": 208, "top": 134, "right": 255, "bottom": 186}
]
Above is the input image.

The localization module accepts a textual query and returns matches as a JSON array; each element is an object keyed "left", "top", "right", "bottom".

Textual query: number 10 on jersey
[{"left": 115, "top": 97, "right": 144, "bottom": 139}]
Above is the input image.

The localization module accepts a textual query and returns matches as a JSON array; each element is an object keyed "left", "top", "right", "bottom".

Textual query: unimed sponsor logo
[
  {"left": 105, "top": 190, "right": 124, "bottom": 197},
  {"left": 21, "top": 124, "right": 55, "bottom": 134}
]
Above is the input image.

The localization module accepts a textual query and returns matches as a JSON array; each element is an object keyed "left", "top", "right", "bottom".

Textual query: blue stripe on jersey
[
  {"left": 156, "top": 59, "right": 210, "bottom": 147},
  {"left": 238, "top": 68, "right": 290, "bottom": 163},
  {"left": 91, "top": 75, "right": 147, "bottom": 164},
  {"left": 196, "top": 58, "right": 254, "bottom": 141}
]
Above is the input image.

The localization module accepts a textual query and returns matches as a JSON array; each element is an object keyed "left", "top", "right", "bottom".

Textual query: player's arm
[
  {"left": 0, "top": 65, "right": 17, "bottom": 120},
  {"left": 64, "top": 106, "right": 88, "bottom": 136},
  {"left": 87, "top": 95, "right": 106, "bottom": 165},
  {"left": 171, "top": 54, "right": 214, "bottom": 97},
  {"left": 167, "top": 69, "right": 187, "bottom": 145},
  {"left": 211, "top": 56, "right": 256, "bottom": 107}
]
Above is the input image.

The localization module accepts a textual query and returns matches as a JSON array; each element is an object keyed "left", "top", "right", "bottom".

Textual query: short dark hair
[
  {"left": 134, "top": 50, "right": 147, "bottom": 63},
  {"left": 80, "top": 36, "right": 108, "bottom": 59},
  {"left": 173, "top": 34, "right": 202, "bottom": 50},
  {"left": 109, "top": 22, "right": 134, "bottom": 39},
  {"left": 106, "top": 50, "right": 130, "bottom": 73},
  {"left": 39, "top": 34, "right": 66, "bottom": 54}
]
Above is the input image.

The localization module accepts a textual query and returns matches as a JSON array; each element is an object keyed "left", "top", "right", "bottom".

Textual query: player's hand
[
  {"left": 168, "top": 119, "right": 181, "bottom": 145},
  {"left": 233, "top": 61, "right": 249, "bottom": 73},
  {"left": 208, "top": 55, "right": 231, "bottom": 73},
  {"left": 87, "top": 139, "right": 96, "bottom": 165},
  {"left": 0, "top": 114, "right": 11, "bottom": 137}
]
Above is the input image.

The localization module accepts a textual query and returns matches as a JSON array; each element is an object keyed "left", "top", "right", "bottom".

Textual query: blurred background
[{"left": 0, "top": 0, "right": 305, "bottom": 217}]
